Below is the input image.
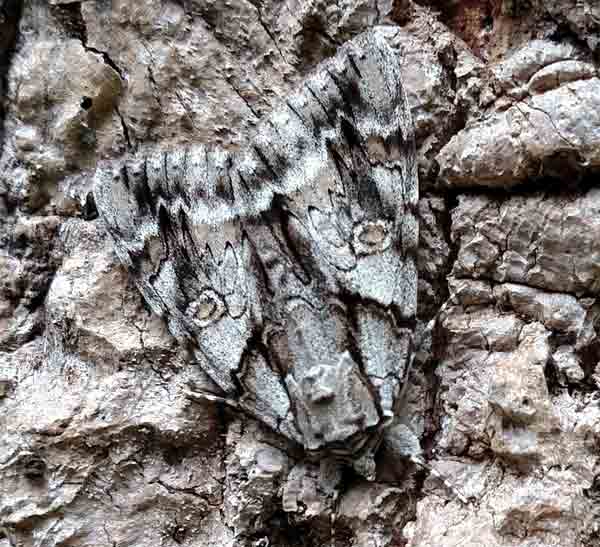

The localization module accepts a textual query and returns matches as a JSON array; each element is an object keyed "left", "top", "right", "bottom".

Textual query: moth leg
[
  {"left": 320, "top": 458, "right": 344, "bottom": 547},
  {"left": 393, "top": 293, "right": 457, "bottom": 420},
  {"left": 0, "top": 525, "right": 16, "bottom": 547},
  {"left": 330, "top": 489, "right": 339, "bottom": 547},
  {"left": 351, "top": 450, "right": 376, "bottom": 481},
  {"left": 384, "top": 424, "right": 469, "bottom": 504},
  {"left": 384, "top": 289, "right": 470, "bottom": 503},
  {"left": 282, "top": 458, "right": 343, "bottom": 545},
  {"left": 184, "top": 388, "right": 240, "bottom": 409}
]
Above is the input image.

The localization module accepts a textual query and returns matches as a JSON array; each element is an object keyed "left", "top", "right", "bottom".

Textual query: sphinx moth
[{"left": 94, "top": 29, "right": 418, "bottom": 470}]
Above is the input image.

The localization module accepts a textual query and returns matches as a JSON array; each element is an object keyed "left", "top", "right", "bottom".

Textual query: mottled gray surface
[
  {"left": 94, "top": 30, "right": 418, "bottom": 464},
  {"left": 1, "top": 1, "right": 600, "bottom": 547}
]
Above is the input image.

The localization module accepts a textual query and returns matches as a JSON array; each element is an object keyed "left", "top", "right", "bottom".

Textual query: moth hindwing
[{"left": 94, "top": 28, "right": 418, "bottom": 463}]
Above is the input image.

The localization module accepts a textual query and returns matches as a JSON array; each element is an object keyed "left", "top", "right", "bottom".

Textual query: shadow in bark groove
[{"left": 0, "top": 0, "right": 23, "bottom": 158}]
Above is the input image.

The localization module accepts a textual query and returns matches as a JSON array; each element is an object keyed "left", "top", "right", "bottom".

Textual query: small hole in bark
[
  {"left": 82, "top": 192, "right": 98, "bottom": 220},
  {"left": 163, "top": 447, "right": 186, "bottom": 466},
  {"left": 522, "top": 397, "right": 531, "bottom": 406},
  {"left": 81, "top": 96, "right": 93, "bottom": 110},
  {"left": 22, "top": 455, "right": 46, "bottom": 481}
]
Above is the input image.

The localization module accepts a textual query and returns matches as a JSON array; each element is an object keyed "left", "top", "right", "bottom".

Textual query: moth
[{"left": 94, "top": 29, "right": 421, "bottom": 478}]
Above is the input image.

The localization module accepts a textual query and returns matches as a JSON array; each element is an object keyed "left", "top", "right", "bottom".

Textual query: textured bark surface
[{"left": 1, "top": 2, "right": 599, "bottom": 547}]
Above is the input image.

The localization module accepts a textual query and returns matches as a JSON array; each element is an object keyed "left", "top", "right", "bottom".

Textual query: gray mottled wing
[
  {"left": 95, "top": 28, "right": 417, "bottom": 453},
  {"left": 95, "top": 147, "right": 304, "bottom": 442}
]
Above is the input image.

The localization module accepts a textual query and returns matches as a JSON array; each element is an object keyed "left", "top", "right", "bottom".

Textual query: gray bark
[{"left": 1, "top": 2, "right": 599, "bottom": 547}]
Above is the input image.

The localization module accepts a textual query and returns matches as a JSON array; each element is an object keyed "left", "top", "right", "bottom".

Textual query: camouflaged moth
[{"left": 94, "top": 29, "right": 419, "bottom": 477}]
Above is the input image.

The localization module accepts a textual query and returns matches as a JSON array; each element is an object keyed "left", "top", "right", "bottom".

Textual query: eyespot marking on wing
[
  {"left": 186, "top": 289, "right": 226, "bottom": 328},
  {"left": 353, "top": 220, "right": 392, "bottom": 255}
]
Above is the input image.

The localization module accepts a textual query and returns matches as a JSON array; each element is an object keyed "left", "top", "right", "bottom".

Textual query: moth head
[{"left": 276, "top": 299, "right": 381, "bottom": 455}]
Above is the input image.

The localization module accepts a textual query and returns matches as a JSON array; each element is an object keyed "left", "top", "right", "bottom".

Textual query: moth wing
[
  {"left": 94, "top": 149, "right": 241, "bottom": 388},
  {"left": 95, "top": 28, "right": 418, "bottom": 454}
]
